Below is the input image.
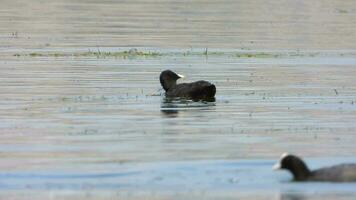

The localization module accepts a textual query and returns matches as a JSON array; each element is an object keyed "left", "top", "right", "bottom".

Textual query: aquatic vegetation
[
  {"left": 15, "top": 49, "right": 161, "bottom": 58},
  {"left": 235, "top": 52, "right": 278, "bottom": 58},
  {"left": 336, "top": 9, "right": 348, "bottom": 13},
  {"left": 11, "top": 49, "right": 350, "bottom": 59},
  {"left": 29, "top": 52, "right": 43, "bottom": 57},
  {"left": 74, "top": 49, "right": 161, "bottom": 58}
]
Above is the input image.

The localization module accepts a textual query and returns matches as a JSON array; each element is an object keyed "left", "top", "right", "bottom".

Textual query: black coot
[
  {"left": 273, "top": 153, "right": 356, "bottom": 182},
  {"left": 159, "top": 70, "right": 216, "bottom": 100}
]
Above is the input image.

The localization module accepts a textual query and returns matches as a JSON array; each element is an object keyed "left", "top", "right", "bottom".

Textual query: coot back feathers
[
  {"left": 273, "top": 153, "right": 356, "bottom": 182},
  {"left": 159, "top": 70, "right": 216, "bottom": 100}
]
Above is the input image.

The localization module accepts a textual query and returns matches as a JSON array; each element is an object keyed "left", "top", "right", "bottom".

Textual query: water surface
[{"left": 1, "top": 0, "right": 356, "bottom": 199}]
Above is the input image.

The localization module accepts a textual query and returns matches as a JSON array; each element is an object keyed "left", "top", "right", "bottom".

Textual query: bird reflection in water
[{"left": 160, "top": 96, "right": 216, "bottom": 118}]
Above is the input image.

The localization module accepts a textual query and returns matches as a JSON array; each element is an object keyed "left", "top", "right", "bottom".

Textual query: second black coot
[
  {"left": 159, "top": 70, "right": 216, "bottom": 100},
  {"left": 273, "top": 153, "right": 356, "bottom": 182}
]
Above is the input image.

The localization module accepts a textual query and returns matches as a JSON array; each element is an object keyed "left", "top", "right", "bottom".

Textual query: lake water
[{"left": 1, "top": 0, "right": 356, "bottom": 199}]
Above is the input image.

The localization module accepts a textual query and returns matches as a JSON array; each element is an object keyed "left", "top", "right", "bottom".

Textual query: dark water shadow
[
  {"left": 160, "top": 97, "right": 216, "bottom": 117},
  {"left": 280, "top": 193, "right": 308, "bottom": 200}
]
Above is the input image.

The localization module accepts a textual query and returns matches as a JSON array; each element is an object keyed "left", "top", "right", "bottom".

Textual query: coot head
[
  {"left": 273, "top": 153, "right": 311, "bottom": 181},
  {"left": 160, "top": 70, "right": 184, "bottom": 91}
]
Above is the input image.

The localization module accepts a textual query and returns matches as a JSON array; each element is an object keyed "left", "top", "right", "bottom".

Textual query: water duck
[
  {"left": 159, "top": 70, "right": 216, "bottom": 101},
  {"left": 273, "top": 153, "right": 356, "bottom": 182}
]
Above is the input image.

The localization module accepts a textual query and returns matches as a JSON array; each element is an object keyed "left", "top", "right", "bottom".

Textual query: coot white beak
[
  {"left": 273, "top": 152, "right": 289, "bottom": 170},
  {"left": 280, "top": 152, "right": 289, "bottom": 159},
  {"left": 273, "top": 162, "right": 281, "bottom": 170},
  {"left": 177, "top": 73, "right": 185, "bottom": 78}
]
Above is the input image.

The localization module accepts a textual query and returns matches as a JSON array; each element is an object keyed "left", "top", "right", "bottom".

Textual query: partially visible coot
[
  {"left": 159, "top": 70, "right": 216, "bottom": 101},
  {"left": 273, "top": 153, "right": 356, "bottom": 182}
]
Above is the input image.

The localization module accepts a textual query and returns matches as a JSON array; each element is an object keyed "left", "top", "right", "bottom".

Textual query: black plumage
[
  {"left": 159, "top": 70, "right": 216, "bottom": 100},
  {"left": 273, "top": 153, "right": 356, "bottom": 182}
]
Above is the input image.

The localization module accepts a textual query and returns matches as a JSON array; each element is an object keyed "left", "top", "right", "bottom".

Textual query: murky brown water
[{"left": 1, "top": 0, "right": 356, "bottom": 199}]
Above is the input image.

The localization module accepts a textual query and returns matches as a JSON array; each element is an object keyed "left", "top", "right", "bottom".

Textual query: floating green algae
[
  {"left": 75, "top": 49, "right": 161, "bottom": 58},
  {"left": 336, "top": 9, "right": 348, "bottom": 13},
  {"left": 235, "top": 52, "right": 278, "bottom": 58},
  {"left": 15, "top": 49, "right": 161, "bottom": 58},
  {"left": 11, "top": 48, "right": 235, "bottom": 58},
  {"left": 28, "top": 52, "right": 43, "bottom": 57},
  {"left": 12, "top": 49, "right": 343, "bottom": 59}
]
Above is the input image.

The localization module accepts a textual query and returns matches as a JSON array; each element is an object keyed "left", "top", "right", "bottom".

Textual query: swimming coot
[
  {"left": 273, "top": 153, "right": 356, "bottom": 182},
  {"left": 159, "top": 70, "right": 216, "bottom": 100}
]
